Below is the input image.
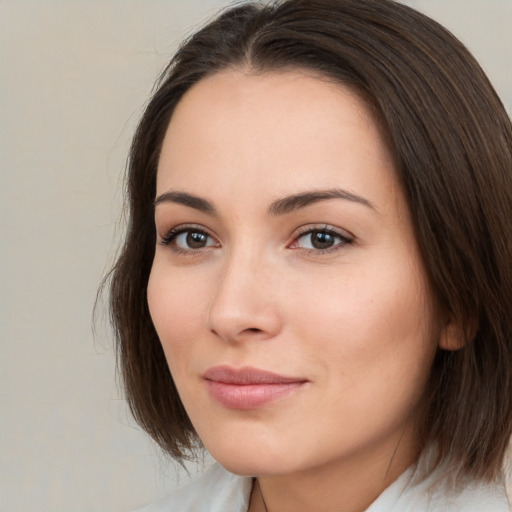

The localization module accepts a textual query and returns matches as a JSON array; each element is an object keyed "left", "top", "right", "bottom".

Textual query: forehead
[{"left": 156, "top": 69, "right": 400, "bottom": 212}]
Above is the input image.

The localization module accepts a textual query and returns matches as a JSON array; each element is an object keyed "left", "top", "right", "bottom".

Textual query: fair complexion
[{"left": 148, "top": 69, "right": 445, "bottom": 512}]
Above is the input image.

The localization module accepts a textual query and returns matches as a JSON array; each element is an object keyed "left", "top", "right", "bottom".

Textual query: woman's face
[{"left": 148, "top": 70, "right": 438, "bottom": 478}]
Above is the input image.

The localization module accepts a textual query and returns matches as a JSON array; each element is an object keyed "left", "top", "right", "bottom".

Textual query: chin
[
  {"left": 204, "top": 435, "right": 319, "bottom": 478},
  {"left": 203, "top": 438, "right": 289, "bottom": 477},
  {"left": 207, "top": 448, "right": 273, "bottom": 476}
]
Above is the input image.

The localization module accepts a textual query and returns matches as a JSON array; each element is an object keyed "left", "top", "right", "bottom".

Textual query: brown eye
[
  {"left": 161, "top": 227, "right": 218, "bottom": 251},
  {"left": 185, "top": 231, "right": 209, "bottom": 249},
  {"left": 309, "top": 231, "right": 337, "bottom": 249},
  {"left": 293, "top": 227, "right": 353, "bottom": 252}
]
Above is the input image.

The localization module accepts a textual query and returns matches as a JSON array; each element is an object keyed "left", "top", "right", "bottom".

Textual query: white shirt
[{"left": 134, "top": 462, "right": 510, "bottom": 512}]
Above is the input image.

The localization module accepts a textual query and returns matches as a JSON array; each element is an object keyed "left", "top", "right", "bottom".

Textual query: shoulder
[
  {"left": 425, "top": 479, "right": 511, "bottom": 512},
  {"left": 130, "top": 463, "right": 252, "bottom": 512},
  {"left": 367, "top": 467, "right": 510, "bottom": 512}
]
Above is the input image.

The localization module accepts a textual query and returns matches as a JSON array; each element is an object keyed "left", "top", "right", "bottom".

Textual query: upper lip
[{"left": 202, "top": 366, "right": 307, "bottom": 385}]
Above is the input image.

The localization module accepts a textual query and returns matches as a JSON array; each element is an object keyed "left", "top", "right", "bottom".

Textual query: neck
[{"left": 248, "top": 430, "right": 419, "bottom": 512}]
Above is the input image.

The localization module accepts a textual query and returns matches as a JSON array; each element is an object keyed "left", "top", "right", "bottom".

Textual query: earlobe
[{"left": 438, "top": 317, "right": 475, "bottom": 351}]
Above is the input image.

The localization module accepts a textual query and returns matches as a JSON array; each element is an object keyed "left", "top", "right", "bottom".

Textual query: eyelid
[
  {"left": 288, "top": 224, "right": 354, "bottom": 252},
  {"left": 157, "top": 222, "right": 353, "bottom": 254},
  {"left": 159, "top": 224, "right": 220, "bottom": 250}
]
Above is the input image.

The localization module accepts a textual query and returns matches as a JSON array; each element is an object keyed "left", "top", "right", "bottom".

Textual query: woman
[{"left": 108, "top": 0, "right": 512, "bottom": 510}]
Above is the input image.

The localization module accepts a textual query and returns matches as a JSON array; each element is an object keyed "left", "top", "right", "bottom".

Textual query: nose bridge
[{"left": 207, "top": 241, "right": 280, "bottom": 341}]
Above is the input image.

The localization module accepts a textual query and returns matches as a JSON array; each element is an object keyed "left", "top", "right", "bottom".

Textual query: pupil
[
  {"left": 312, "top": 231, "right": 334, "bottom": 249},
  {"left": 187, "top": 231, "right": 206, "bottom": 248}
]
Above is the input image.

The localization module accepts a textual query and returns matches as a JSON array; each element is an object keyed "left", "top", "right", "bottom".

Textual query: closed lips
[
  {"left": 202, "top": 366, "right": 308, "bottom": 409},
  {"left": 202, "top": 366, "right": 307, "bottom": 385}
]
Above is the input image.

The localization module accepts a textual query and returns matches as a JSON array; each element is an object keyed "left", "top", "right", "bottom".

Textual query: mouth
[{"left": 202, "top": 366, "right": 308, "bottom": 410}]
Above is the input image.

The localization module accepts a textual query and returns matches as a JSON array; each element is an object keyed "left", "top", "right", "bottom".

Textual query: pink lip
[{"left": 202, "top": 366, "right": 308, "bottom": 410}]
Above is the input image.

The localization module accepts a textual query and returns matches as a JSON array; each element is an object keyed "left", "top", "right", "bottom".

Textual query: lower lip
[{"left": 205, "top": 381, "right": 305, "bottom": 410}]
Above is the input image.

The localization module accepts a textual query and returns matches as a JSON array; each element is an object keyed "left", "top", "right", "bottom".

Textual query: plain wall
[{"left": 1, "top": 1, "right": 510, "bottom": 511}]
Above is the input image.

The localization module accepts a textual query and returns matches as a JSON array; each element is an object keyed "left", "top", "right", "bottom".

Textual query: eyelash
[
  {"left": 159, "top": 224, "right": 219, "bottom": 254},
  {"left": 159, "top": 224, "right": 353, "bottom": 255},
  {"left": 290, "top": 225, "right": 354, "bottom": 254}
]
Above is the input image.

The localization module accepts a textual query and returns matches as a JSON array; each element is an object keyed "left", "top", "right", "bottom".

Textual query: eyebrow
[
  {"left": 154, "top": 191, "right": 216, "bottom": 214},
  {"left": 154, "top": 188, "right": 374, "bottom": 215},
  {"left": 268, "top": 189, "right": 375, "bottom": 215}
]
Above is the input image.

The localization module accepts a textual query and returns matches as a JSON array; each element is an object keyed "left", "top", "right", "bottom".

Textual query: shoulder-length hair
[{"left": 107, "top": 0, "right": 512, "bottom": 482}]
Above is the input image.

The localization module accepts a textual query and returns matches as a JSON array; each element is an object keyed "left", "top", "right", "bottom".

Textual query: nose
[{"left": 207, "top": 250, "right": 282, "bottom": 343}]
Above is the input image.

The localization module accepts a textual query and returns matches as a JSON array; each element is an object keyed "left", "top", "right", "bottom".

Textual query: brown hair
[{"left": 107, "top": 0, "right": 512, "bottom": 482}]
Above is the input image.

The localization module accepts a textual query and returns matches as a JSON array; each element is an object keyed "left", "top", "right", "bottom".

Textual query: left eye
[
  {"left": 293, "top": 229, "right": 352, "bottom": 251},
  {"left": 176, "top": 230, "right": 216, "bottom": 249},
  {"left": 161, "top": 228, "right": 218, "bottom": 250}
]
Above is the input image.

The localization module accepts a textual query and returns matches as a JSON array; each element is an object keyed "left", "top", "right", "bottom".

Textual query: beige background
[{"left": 1, "top": 1, "right": 511, "bottom": 511}]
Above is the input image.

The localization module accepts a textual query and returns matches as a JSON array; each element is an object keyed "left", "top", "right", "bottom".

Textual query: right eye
[{"left": 160, "top": 226, "right": 219, "bottom": 252}]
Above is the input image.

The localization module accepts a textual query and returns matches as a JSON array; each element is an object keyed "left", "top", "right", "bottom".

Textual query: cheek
[
  {"left": 291, "top": 268, "right": 427, "bottom": 339},
  {"left": 288, "top": 258, "right": 435, "bottom": 395},
  {"left": 147, "top": 265, "right": 209, "bottom": 368},
  {"left": 289, "top": 272, "right": 435, "bottom": 456}
]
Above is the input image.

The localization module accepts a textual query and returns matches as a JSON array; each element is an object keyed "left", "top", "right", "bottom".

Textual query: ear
[{"left": 438, "top": 316, "right": 475, "bottom": 351}]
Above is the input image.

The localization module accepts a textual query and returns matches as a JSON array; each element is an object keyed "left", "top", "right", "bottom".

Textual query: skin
[{"left": 148, "top": 69, "right": 450, "bottom": 512}]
